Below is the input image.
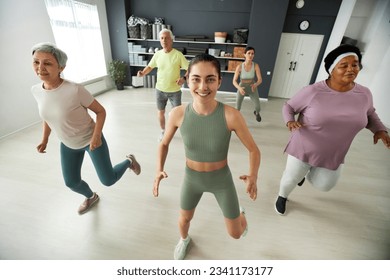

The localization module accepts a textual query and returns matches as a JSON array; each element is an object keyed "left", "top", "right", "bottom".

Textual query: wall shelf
[{"left": 128, "top": 38, "right": 246, "bottom": 74}]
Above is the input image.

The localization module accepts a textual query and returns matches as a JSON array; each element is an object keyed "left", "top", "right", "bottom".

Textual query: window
[{"left": 44, "top": 0, "right": 106, "bottom": 82}]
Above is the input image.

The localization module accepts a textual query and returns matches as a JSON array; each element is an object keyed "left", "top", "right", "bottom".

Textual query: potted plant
[{"left": 108, "top": 60, "right": 127, "bottom": 90}]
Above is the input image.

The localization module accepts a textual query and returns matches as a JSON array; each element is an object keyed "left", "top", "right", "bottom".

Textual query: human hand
[
  {"left": 137, "top": 70, "right": 143, "bottom": 77},
  {"left": 239, "top": 87, "right": 246, "bottom": 96},
  {"left": 153, "top": 171, "right": 168, "bottom": 197},
  {"left": 239, "top": 175, "right": 257, "bottom": 201},
  {"left": 251, "top": 84, "right": 257, "bottom": 92},
  {"left": 373, "top": 131, "right": 390, "bottom": 148},
  {"left": 89, "top": 136, "right": 102, "bottom": 151},
  {"left": 36, "top": 142, "right": 47, "bottom": 153},
  {"left": 287, "top": 121, "right": 303, "bottom": 132},
  {"left": 176, "top": 77, "right": 185, "bottom": 86}
]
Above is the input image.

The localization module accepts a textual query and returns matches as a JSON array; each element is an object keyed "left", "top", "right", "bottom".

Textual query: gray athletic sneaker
[
  {"left": 126, "top": 154, "right": 141, "bottom": 175},
  {"left": 174, "top": 236, "right": 191, "bottom": 260},
  {"left": 78, "top": 192, "right": 99, "bottom": 215}
]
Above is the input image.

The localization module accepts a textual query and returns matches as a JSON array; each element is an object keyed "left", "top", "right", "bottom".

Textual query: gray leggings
[
  {"left": 236, "top": 82, "right": 260, "bottom": 113},
  {"left": 181, "top": 165, "right": 240, "bottom": 219},
  {"left": 279, "top": 155, "right": 342, "bottom": 198}
]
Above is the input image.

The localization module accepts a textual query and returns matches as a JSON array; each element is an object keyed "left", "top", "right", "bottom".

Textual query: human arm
[
  {"left": 176, "top": 70, "right": 188, "bottom": 86},
  {"left": 251, "top": 63, "right": 263, "bottom": 92},
  {"left": 364, "top": 91, "right": 389, "bottom": 148},
  {"left": 87, "top": 99, "right": 106, "bottom": 151},
  {"left": 137, "top": 66, "right": 153, "bottom": 77},
  {"left": 373, "top": 130, "right": 390, "bottom": 148},
  {"left": 366, "top": 110, "right": 389, "bottom": 148},
  {"left": 153, "top": 106, "right": 183, "bottom": 197},
  {"left": 225, "top": 106, "right": 260, "bottom": 200},
  {"left": 36, "top": 121, "right": 51, "bottom": 153},
  {"left": 176, "top": 53, "right": 190, "bottom": 86},
  {"left": 232, "top": 64, "right": 245, "bottom": 95},
  {"left": 283, "top": 103, "right": 303, "bottom": 131},
  {"left": 282, "top": 86, "right": 314, "bottom": 131}
]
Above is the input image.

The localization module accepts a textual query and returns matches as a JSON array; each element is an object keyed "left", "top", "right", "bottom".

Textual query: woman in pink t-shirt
[
  {"left": 275, "top": 44, "right": 390, "bottom": 215},
  {"left": 31, "top": 43, "right": 141, "bottom": 215}
]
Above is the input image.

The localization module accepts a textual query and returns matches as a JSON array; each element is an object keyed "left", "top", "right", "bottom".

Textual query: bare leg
[
  {"left": 158, "top": 109, "right": 165, "bottom": 130},
  {"left": 224, "top": 212, "right": 247, "bottom": 239},
  {"left": 178, "top": 208, "right": 195, "bottom": 239}
]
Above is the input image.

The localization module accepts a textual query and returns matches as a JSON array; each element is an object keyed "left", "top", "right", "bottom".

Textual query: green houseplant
[{"left": 108, "top": 60, "right": 127, "bottom": 90}]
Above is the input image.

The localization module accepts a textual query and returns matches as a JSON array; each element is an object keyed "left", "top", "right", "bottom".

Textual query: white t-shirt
[{"left": 31, "top": 80, "right": 95, "bottom": 149}]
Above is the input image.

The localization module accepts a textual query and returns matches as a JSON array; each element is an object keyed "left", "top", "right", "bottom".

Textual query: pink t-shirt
[
  {"left": 32, "top": 80, "right": 95, "bottom": 149},
  {"left": 283, "top": 80, "right": 387, "bottom": 170}
]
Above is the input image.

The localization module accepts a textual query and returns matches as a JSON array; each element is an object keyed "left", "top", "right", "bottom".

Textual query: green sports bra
[{"left": 180, "top": 102, "right": 231, "bottom": 162}]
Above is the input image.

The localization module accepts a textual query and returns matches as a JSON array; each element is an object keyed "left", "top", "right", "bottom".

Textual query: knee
[
  {"left": 100, "top": 178, "right": 115, "bottom": 187},
  {"left": 179, "top": 214, "right": 192, "bottom": 225},
  {"left": 314, "top": 182, "right": 335, "bottom": 192},
  {"left": 228, "top": 230, "right": 242, "bottom": 239},
  {"left": 63, "top": 177, "right": 81, "bottom": 189}
]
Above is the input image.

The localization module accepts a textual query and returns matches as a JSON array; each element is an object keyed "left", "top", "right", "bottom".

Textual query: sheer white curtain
[{"left": 44, "top": 0, "right": 106, "bottom": 82}]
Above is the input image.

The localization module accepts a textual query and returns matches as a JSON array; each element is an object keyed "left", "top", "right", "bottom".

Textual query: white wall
[
  {"left": 360, "top": 0, "right": 390, "bottom": 127},
  {"left": 0, "top": 0, "right": 113, "bottom": 139},
  {"left": 0, "top": 0, "right": 56, "bottom": 139},
  {"left": 317, "top": 0, "right": 390, "bottom": 127}
]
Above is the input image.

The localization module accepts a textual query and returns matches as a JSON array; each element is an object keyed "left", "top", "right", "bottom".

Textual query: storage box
[
  {"left": 228, "top": 60, "right": 241, "bottom": 72},
  {"left": 208, "top": 48, "right": 221, "bottom": 57},
  {"left": 233, "top": 47, "right": 246, "bottom": 58}
]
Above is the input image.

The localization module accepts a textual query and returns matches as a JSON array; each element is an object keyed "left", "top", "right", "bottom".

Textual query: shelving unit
[{"left": 128, "top": 38, "right": 247, "bottom": 73}]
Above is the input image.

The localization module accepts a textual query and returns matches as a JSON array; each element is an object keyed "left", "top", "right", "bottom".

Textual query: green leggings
[
  {"left": 236, "top": 82, "right": 261, "bottom": 113},
  {"left": 181, "top": 165, "right": 240, "bottom": 219}
]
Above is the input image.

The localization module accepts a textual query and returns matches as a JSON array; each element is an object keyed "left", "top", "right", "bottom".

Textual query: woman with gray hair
[{"left": 31, "top": 42, "right": 141, "bottom": 215}]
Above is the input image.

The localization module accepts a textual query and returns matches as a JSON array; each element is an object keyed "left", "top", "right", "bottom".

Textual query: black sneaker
[
  {"left": 298, "top": 177, "right": 305, "bottom": 186},
  {"left": 254, "top": 111, "right": 262, "bottom": 122},
  {"left": 275, "top": 196, "right": 287, "bottom": 215}
]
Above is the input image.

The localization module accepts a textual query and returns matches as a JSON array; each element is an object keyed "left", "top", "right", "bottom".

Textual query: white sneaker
[
  {"left": 240, "top": 206, "right": 248, "bottom": 237},
  {"left": 158, "top": 130, "right": 165, "bottom": 142},
  {"left": 174, "top": 236, "right": 191, "bottom": 260}
]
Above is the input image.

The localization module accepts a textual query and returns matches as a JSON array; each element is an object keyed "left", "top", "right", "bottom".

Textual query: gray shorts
[{"left": 156, "top": 89, "right": 182, "bottom": 111}]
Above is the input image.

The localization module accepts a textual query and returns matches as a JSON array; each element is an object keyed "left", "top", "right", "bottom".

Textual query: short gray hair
[
  {"left": 31, "top": 42, "right": 68, "bottom": 68},
  {"left": 159, "top": 28, "right": 174, "bottom": 40}
]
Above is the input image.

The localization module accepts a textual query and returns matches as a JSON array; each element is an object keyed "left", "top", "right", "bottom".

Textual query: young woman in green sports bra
[
  {"left": 232, "top": 46, "right": 263, "bottom": 122},
  {"left": 153, "top": 54, "right": 261, "bottom": 260}
]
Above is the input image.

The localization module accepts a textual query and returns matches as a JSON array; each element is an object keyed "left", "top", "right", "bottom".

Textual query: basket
[
  {"left": 233, "top": 28, "right": 248, "bottom": 44},
  {"left": 128, "top": 25, "right": 140, "bottom": 39}
]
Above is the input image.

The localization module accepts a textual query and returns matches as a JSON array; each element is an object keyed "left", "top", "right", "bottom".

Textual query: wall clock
[
  {"left": 299, "top": 20, "right": 310, "bottom": 31},
  {"left": 296, "top": 0, "right": 305, "bottom": 9}
]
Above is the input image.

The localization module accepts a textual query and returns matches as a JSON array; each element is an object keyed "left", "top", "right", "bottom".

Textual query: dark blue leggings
[{"left": 60, "top": 136, "right": 130, "bottom": 198}]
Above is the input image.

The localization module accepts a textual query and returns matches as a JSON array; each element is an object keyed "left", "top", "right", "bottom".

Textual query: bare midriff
[
  {"left": 186, "top": 158, "right": 228, "bottom": 172},
  {"left": 240, "top": 79, "right": 254, "bottom": 84}
]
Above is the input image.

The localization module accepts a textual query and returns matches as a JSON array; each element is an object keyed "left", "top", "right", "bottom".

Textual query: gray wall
[
  {"left": 106, "top": 0, "right": 132, "bottom": 85},
  {"left": 125, "top": 0, "right": 252, "bottom": 92},
  {"left": 283, "top": 0, "right": 342, "bottom": 83},
  {"left": 247, "top": 0, "right": 289, "bottom": 98},
  {"left": 107, "top": 0, "right": 342, "bottom": 97}
]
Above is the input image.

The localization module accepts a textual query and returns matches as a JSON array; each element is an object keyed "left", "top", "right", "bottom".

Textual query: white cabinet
[{"left": 269, "top": 33, "right": 324, "bottom": 99}]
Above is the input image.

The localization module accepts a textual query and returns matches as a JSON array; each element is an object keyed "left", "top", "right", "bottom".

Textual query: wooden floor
[{"left": 0, "top": 87, "right": 389, "bottom": 260}]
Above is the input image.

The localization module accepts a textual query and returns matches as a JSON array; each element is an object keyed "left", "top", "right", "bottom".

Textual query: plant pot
[
  {"left": 116, "top": 82, "right": 124, "bottom": 90},
  {"left": 214, "top": 32, "right": 227, "bottom": 43}
]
